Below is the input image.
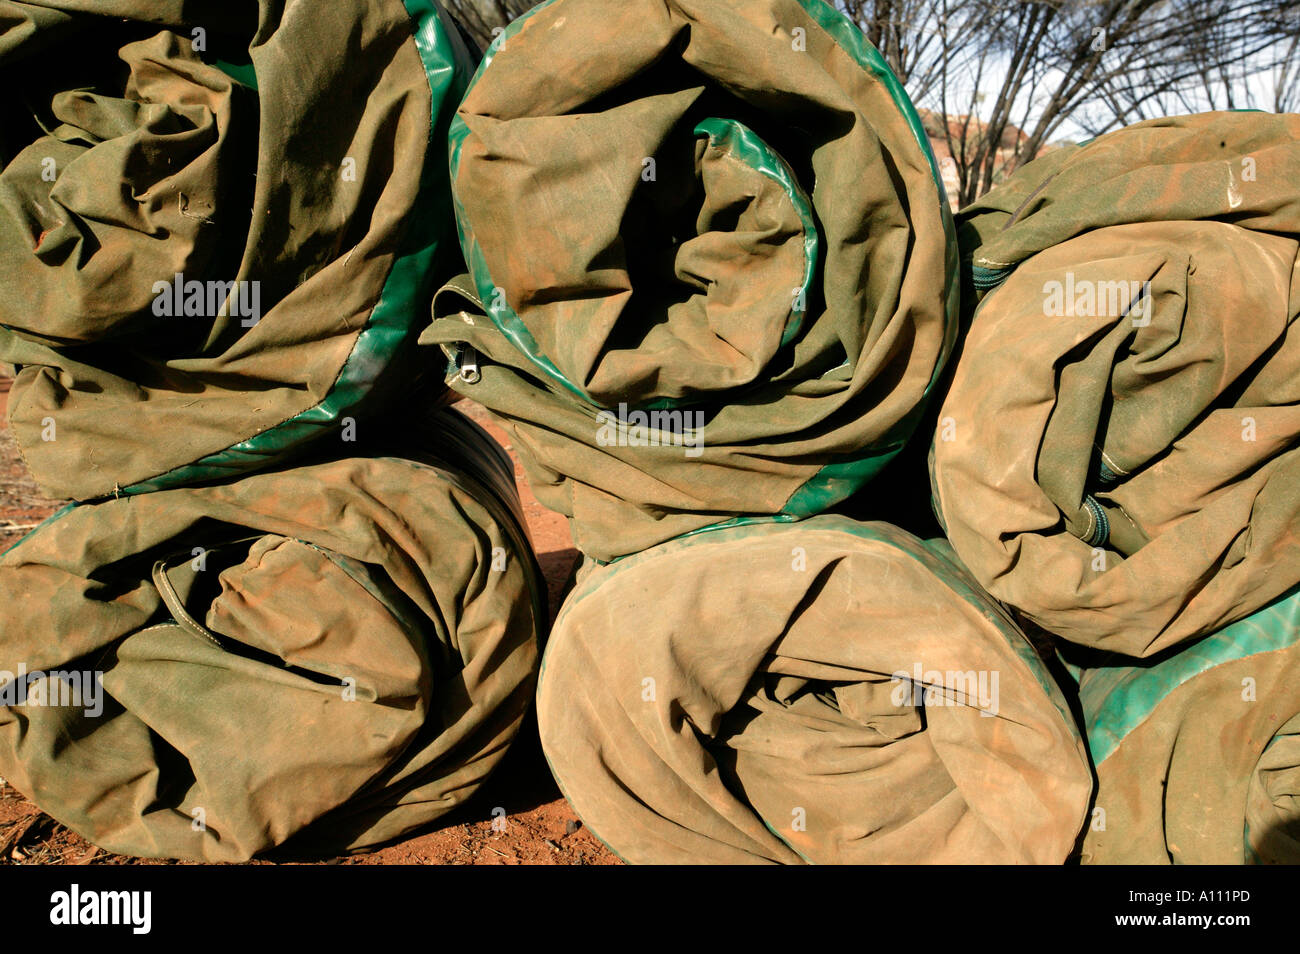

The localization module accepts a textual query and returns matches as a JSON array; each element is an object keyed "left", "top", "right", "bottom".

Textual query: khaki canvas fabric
[
  {"left": 0, "top": 408, "right": 544, "bottom": 861},
  {"left": 1075, "top": 585, "right": 1300, "bottom": 864},
  {"left": 421, "top": 0, "right": 957, "bottom": 561},
  {"left": 537, "top": 515, "right": 1091, "bottom": 863},
  {"left": 0, "top": 0, "right": 474, "bottom": 500},
  {"left": 930, "top": 113, "right": 1300, "bottom": 657}
]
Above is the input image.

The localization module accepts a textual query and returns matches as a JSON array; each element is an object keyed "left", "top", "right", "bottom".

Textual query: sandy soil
[{"left": 0, "top": 377, "right": 619, "bottom": 866}]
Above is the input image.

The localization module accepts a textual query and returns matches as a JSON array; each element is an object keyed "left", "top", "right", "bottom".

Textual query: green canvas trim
[
  {"left": 1, "top": 501, "right": 77, "bottom": 558},
  {"left": 970, "top": 263, "right": 1015, "bottom": 289},
  {"left": 118, "top": 0, "right": 471, "bottom": 496},
  {"left": 1083, "top": 583, "right": 1300, "bottom": 765},
  {"left": 693, "top": 116, "right": 820, "bottom": 350},
  {"left": 212, "top": 59, "right": 257, "bottom": 90},
  {"left": 1055, "top": 647, "right": 1085, "bottom": 687},
  {"left": 755, "top": 812, "right": 815, "bottom": 864},
  {"left": 781, "top": 434, "right": 907, "bottom": 516}
]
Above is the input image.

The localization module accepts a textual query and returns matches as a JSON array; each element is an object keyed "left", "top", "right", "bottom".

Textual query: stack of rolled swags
[
  {"left": 0, "top": 0, "right": 547, "bottom": 861},
  {"left": 422, "top": 0, "right": 1094, "bottom": 862},
  {"left": 930, "top": 112, "right": 1300, "bottom": 863}
]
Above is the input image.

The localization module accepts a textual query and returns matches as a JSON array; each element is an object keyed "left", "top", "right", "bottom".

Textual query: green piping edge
[
  {"left": 971, "top": 263, "right": 1014, "bottom": 290},
  {"left": 756, "top": 814, "right": 815, "bottom": 864},
  {"left": 1, "top": 501, "right": 76, "bottom": 558},
  {"left": 116, "top": 0, "right": 472, "bottom": 496},
  {"left": 1082, "top": 582, "right": 1300, "bottom": 765},
  {"left": 1244, "top": 819, "right": 1258, "bottom": 863},
  {"left": 212, "top": 59, "right": 257, "bottom": 90},
  {"left": 693, "top": 116, "right": 819, "bottom": 351},
  {"left": 780, "top": 434, "right": 908, "bottom": 516}
]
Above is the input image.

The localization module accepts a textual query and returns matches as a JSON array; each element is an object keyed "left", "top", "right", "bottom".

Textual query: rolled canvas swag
[
  {"left": 931, "top": 113, "right": 1300, "bottom": 658},
  {"left": 0, "top": 0, "right": 475, "bottom": 500},
  {"left": 537, "top": 516, "right": 1092, "bottom": 864},
  {"left": 422, "top": 0, "right": 958, "bottom": 561},
  {"left": 0, "top": 410, "right": 545, "bottom": 861}
]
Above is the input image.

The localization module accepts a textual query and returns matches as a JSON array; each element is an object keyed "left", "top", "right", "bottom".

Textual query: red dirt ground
[{"left": 0, "top": 376, "right": 619, "bottom": 866}]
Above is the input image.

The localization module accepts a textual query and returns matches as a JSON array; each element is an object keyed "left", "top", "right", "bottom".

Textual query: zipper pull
[{"left": 457, "top": 345, "right": 481, "bottom": 384}]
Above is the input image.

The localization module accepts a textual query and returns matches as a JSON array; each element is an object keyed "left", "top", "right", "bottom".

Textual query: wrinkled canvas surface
[
  {"left": 0, "top": 0, "right": 474, "bottom": 499},
  {"left": 1075, "top": 585, "right": 1300, "bottom": 864},
  {"left": 537, "top": 515, "right": 1091, "bottom": 863},
  {"left": 422, "top": 0, "right": 957, "bottom": 561},
  {"left": 931, "top": 113, "right": 1300, "bottom": 657},
  {"left": 0, "top": 408, "right": 544, "bottom": 861}
]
